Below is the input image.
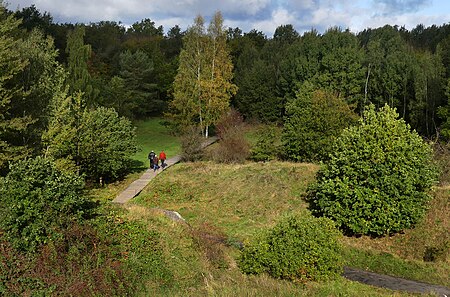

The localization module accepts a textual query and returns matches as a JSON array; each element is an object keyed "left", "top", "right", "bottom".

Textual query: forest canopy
[{"left": 1, "top": 3, "right": 450, "bottom": 176}]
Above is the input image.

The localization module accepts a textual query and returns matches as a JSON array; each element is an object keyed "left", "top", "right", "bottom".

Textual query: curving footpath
[
  {"left": 112, "top": 136, "right": 218, "bottom": 204},
  {"left": 343, "top": 267, "right": 450, "bottom": 296}
]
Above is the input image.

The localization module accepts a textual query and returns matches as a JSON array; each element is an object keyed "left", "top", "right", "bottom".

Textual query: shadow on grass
[{"left": 130, "top": 159, "right": 147, "bottom": 173}]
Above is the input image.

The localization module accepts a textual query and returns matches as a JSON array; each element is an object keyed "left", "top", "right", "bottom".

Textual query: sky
[{"left": 5, "top": 0, "right": 450, "bottom": 36}]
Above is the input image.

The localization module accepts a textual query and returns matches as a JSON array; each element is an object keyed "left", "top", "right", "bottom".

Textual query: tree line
[{"left": 2, "top": 3, "right": 450, "bottom": 175}]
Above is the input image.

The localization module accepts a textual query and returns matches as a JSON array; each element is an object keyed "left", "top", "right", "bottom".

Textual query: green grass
[
  {"left": 243, "top": 123, "right": 283, "bottom": 148},
  {"left": 340, "top": 186, "right": 450, "bottom": 286},
  {"left": 342, "top": 247, "right": 449, "bottom": 286},
  {"left": 123, "top": 205, "right": 414, "bottom": 297},
  {"left": 132, "top": 118, "right": 181, "bottom": 169},
  {"left": 133, "top": 161, "right": 318, "bottom": 240}
]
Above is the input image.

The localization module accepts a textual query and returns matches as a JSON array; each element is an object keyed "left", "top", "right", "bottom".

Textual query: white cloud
[
  {"left": 360, "top": 11, "right": 450, "bottom": 32},
  {"left": 251, "top": 7, "right": 297, "bottom": 36},
  {"left": 4, "top": 0, "right": 450, "bottom": 36}
]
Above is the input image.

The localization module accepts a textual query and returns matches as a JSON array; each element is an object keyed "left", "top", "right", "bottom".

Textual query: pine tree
[
  {"left": 65, "top": 25, "right": 98, "bottom": 105},
  {"left": 118, "top": 49, "right": 159, "bottom": 118},
  {"left": 0, "top": 4, "right": 30, "bottom": 171}
]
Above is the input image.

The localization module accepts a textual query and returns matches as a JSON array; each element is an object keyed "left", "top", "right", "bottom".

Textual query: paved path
[
  {"left": 112, "top": 136, "right": 218, "bottom": 204},
  {"left": 343, "top": 267, "right": 450, "bottom": 296}
]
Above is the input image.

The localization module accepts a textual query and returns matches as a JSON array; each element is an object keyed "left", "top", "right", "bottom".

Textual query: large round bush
[
  {"left": 0, "top": 157, "right": 90, "bottom": 251},
  {"left": 308, "top": 104, "right": 438, "bottom": 236},
  {"left": 238, "top": 213, "right": 343, "bottom": 281}
]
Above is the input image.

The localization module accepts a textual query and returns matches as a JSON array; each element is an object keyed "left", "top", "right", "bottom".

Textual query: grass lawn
[
  {"left": 132, "top": 118, "right": 181, "bottom": 170},
  {"left": 134, "top": 161, "right": 318, "bottom": 240}
]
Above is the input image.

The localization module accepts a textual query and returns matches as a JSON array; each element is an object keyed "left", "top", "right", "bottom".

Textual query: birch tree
[
  {"left": 170, "top": 15, "right": 205, "bottom": 131},
  {"left": 202, "top": 11, "right": 237, "bottom": 137},
  {"left": 170, "top": 12, "right": 236, "bottom": 137}
]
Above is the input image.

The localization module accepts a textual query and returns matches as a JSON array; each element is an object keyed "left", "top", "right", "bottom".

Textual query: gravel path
[{"left": 343, "top": 267, "right": 450, "bottom": 296}]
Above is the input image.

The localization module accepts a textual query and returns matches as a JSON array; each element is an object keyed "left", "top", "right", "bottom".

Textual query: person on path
[
  {"left": 153, "top": 155, "right": 159, "bottom": 172},
  {"left": 159, "top": 150, "right": 167, "bottom": 169},
  {"left": 148, "top": 150, "right": 156, "bottom": 169}
]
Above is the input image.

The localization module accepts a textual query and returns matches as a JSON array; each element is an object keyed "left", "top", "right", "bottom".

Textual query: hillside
[{"left": 111, "top": 160, "right": 449, "bottom": 296}]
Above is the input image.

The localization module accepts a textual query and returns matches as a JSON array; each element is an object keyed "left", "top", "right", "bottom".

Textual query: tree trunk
[{"left": 364, "top": 63, "right": 371, "bottom": 118}]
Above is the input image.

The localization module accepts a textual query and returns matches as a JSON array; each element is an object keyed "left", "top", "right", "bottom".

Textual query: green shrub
[
  {"left": 282, "top": 86, "right": 357, "bottom": 162},
  {"left": 0, "top": 206, "right": 171, "bottom": 296},
  {"left": 239, "top": 213, "right": 343, "bottom": 282},
  {"left": 79, "top": 107, "right": 137, "bottom": 183},
  {"left": 250, "top": 126, "right": 279, "bottom": 162},
  {"left": 43, "top": 94, "right": 137, "bottom": 184},
  {"left": 0, "top": 157, "right": 91, "bottom": 252},
  {"left": 308, "top": 104, "right": 439, "bottom": 236}
]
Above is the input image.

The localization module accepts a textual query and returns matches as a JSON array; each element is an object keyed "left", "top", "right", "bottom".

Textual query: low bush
[
  {"left": 0, "top": 222, "right": 129, "bottom": 296},
  {"left": 209, "top": 109, "right": 250, "bottom": 163},
  {"left": 239, "top": 213, "right": 343, "bottom": 282},
  {"left": 180, "top": 126, "right": 204, "bottom": 162},
  {"left": 0, "top": 206, "right": 173, "bottom": 296}
]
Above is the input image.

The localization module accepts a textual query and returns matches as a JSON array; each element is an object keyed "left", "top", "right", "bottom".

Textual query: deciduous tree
[
  {"left": 282, "top": 85, "right": 358, "bottom": 162},
  {"left": 170, "top": 12, "right": 237, "bottom": 136}
]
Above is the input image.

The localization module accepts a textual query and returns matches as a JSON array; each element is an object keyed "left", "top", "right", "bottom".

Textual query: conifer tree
[
  {"left": 65, "top": 25, "right": 98, "bottom": 105},
  {"left": 0, "top": 4, "right": 30, "bottom": 171}
]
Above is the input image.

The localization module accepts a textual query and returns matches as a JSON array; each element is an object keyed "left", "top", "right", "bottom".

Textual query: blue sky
[{"left": 6, "top": 0, "right": 450, "bottom": 36}]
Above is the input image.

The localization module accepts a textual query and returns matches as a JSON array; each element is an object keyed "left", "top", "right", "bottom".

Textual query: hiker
[
  {"left": 159, "top": 150, "right": 167, "bottom": 169},
  {"left": 153, "top": 155, "right": 159, "bottom": 172},
  {"left": 148, "top": 150, "right": 156, "bottom": 169}
]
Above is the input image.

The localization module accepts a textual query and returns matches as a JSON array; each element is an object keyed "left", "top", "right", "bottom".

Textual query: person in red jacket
[{"left": 159, "top": 150, "right": 167, "bottom": 169}]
